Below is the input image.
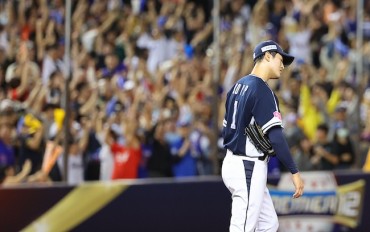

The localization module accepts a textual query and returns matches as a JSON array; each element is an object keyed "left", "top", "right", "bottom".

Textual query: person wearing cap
[{"left": 221, "top": 40, "right": 304, "bottom": 231}]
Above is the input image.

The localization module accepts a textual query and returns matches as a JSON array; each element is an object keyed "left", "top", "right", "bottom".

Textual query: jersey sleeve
[
  {"left": 267, "top": 127, "right": 298, "bottom": 174},
  {"left": 252, "top": 84, "right": 282, "bottom": 134}
]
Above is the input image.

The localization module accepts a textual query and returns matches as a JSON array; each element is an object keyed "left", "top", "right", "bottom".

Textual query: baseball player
[{"left": 221, "top": 40, "right": 304, "bottom": 232}]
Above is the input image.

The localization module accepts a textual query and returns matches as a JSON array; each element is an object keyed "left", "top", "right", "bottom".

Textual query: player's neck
[{"left": 250, "top": 64, "right": 270, "bottom": 82}]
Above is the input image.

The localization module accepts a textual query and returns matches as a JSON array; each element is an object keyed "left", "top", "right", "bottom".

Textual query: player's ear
[{"left": 264, "top": 52, "right": 271, "bottom": 62}]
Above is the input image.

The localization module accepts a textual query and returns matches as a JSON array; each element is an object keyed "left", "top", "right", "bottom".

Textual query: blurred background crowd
[{"left": 0, "top": 0, "right": 370, "bottom": 185}]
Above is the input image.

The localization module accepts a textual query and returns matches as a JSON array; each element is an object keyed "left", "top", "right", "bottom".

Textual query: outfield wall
[{"left": 0, "top": 171, "right": 369, "bottom": 232}]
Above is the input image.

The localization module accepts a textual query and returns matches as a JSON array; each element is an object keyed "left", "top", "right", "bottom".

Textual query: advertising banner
[{"left": 270, "top": 171, "right": 366, "bottom": 232}]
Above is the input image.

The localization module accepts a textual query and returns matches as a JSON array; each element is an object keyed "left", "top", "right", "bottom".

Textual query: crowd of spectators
[{"left": 0, "top": 0, "right": 369, "bottom": 185}]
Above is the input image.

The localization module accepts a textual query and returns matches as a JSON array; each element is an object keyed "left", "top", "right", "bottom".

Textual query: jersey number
[
  {"left": 231, "top": 100, "right": 238, "bottom": 129},
  {"left": 229, "top": 84, "right": 248, "bottom": 129}
]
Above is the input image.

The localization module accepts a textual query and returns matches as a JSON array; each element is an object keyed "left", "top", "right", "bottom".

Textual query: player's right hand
[{"left": 292, "top": 172, "right": 304, "bottom": 198}]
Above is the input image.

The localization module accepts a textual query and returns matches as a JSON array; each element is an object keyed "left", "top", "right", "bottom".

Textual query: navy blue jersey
[{"left": 222, "top": 75, "right": 283, "bottom": 157}]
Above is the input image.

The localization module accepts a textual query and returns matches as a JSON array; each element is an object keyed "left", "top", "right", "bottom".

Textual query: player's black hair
[{"left": 254, "top": 51, "right": 277, "bottom": 65}]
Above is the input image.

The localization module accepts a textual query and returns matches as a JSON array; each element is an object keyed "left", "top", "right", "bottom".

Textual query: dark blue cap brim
[{"left": 280, "top": 52, "right": 294, "bottom": 66}]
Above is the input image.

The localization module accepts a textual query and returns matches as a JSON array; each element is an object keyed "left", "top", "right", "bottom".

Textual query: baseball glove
[{"left": 245, "top": 122, "right": 275, "bottom": 156}]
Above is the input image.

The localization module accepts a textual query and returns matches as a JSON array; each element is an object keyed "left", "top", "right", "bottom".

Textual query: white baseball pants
[{"left": 222, "top": 150, "right": 279, "bottom": 232}]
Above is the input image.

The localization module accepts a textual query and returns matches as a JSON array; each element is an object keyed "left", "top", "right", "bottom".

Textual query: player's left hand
[{"left": 292, "top": 172, "right": 304, "bottom": 198}]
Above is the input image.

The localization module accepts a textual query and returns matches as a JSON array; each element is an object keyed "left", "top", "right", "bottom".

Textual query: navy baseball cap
[{"left": 253, "top": 40, "right": 294, "bottom": 66}]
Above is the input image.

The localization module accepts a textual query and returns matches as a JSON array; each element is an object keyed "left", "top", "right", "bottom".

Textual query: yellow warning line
[{"left": 21, "top": 182, "right": 129, "bottom": 232}]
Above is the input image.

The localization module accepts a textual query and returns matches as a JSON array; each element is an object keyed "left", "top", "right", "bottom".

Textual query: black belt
[{"left": 232, "top": 152, "right": 269, "bottom": 161}]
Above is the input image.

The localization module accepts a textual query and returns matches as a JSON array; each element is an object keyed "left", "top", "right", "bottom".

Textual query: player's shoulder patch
[{"left": 273, "top": 111, "right": 282, "bottom": 120}]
